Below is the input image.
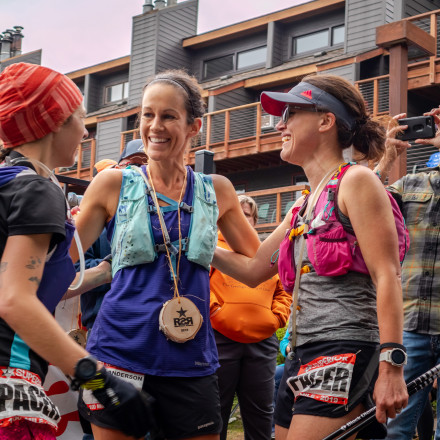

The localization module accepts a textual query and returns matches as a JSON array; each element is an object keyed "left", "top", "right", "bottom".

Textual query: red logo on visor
[{"left": 300, "top": 90, "right": 313, "bottom": 100}]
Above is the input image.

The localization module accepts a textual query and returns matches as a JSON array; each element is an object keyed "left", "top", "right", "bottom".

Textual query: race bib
[
  {"left": 82, "top": 363, "right": 144, "bottom": 411},
  {"left": 287, "top": 353, "right": 356, "bottom": 405},
  {"left": 0, "top": 367, "right": 60, "bottom": 429}
]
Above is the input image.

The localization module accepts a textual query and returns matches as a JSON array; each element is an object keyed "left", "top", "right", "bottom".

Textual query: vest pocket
[{"left": 307, "top": 222, "right": 352, "bottom": 277}]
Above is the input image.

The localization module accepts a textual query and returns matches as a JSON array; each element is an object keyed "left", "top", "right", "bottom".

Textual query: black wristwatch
[
  {"left": 71, "top": 356, "right": 98, "bottom": 391},
  {"left": 379, "top": 345, "right": 407, "bottom": 367}
]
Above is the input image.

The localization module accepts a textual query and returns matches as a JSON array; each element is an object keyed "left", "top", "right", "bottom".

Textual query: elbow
[{"left": 0, "top": 291, "right": 21, "bottom": 322}]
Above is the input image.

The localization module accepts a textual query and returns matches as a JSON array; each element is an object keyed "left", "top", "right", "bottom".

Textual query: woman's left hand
[{"left": 373, "top": 363, "right": 408, "bottom": 423}]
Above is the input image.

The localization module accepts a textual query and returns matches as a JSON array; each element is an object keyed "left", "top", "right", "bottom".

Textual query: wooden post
[
  {"left": 376, "top": 20, "right": 435, "bottom": 182},
  {"left": 224, "top": 110, "right": 230, "bottom": 158},
  {"left": 205, "top": 115, "right": 211, "bottom": 150},
  {"left": 256, "top": 103, "right": 262, "bottom": 153},
  {"left": 388, "top": 44, "right": 408, "bottom": 184},
  {"left": 89, "top": 138, "right": 96, "bottom": 180}
]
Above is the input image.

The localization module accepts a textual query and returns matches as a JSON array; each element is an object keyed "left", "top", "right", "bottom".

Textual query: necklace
[{"left": 144, "top": 166, "right": 203, "bottom": 343}]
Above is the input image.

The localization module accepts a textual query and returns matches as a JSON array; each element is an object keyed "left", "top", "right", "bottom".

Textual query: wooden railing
[
  {"left": 57, "top": 138, "right": 96, "bottom": 180},
  {"left": 120, "top": 103, "right": 281, "bottom": 160},
  {"left": 355, "top": 74, "right": 390, "bottom": 118},
  {"left": 246, "top": 184, "right": 310, "bottom": 233}
]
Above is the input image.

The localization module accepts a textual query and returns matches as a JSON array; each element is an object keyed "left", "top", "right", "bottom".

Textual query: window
[
  {"left": 237, "top": 46, "right": 267, "bottom": 69},
  {"left": 292, "top": 25, "right": 345, "bottom": 56},
  {"left": 204, "top": 54, "right": 234, "bottom": 80},
  {"left": 105, "top": 81, "right": 129, "bottom": 103},
  {"left": 203, "top": 46, "right": 267, "bottom": 80},
  {"left": 295, "top": 30, "right": 329, "bottom": 55},
  {"left": 332, "top": 25, "right": 345, "bottom": 45}
]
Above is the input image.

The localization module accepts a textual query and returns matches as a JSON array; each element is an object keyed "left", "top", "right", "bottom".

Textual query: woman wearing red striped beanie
[{"left": 0, "top": 63, "right": 152, "bottom": 439}]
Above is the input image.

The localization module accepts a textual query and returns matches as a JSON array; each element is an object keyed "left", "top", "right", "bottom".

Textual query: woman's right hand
[
  {"left": 384, "top": 113, "right": 411, "bottom": 162},
  {"left": 373, "top": 113, "right": 411, "bottom": 183}
]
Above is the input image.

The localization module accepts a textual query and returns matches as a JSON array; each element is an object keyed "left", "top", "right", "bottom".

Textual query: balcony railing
[
  {"left": 246, "top": 184, "right": 310, "bottom": 233},
  {"left": 57, "top": 138, "right": 96, "bottom": 179},
  {"left": 355, "top": 75, "right": 390, "bottom": 118},
  {"left": 120, "top": 103, "right": 281, "bottom": 160}
]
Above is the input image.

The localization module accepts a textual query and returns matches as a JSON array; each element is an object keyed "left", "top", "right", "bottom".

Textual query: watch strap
[{"left": 379, "top": 342, "right": 406, "bottom": 352}]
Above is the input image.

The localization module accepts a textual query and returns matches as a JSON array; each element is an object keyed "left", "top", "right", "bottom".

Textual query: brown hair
[
  {"left": 141, "top": 69, "right": 205, "bottom": 125},
  {"left": 301, "top": 74, "right": 385, "bottom": 162},
  {"left": 238, "top": 194, "right": 258, "bottom": 224}
]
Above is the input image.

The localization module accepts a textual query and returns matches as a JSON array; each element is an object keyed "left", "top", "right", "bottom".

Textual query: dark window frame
[
  {"left": 202, "top": 45, "right": 267, "bottom": 81},
  {"left": 290, "top": 24, "right": 345, "bottom": 58}
]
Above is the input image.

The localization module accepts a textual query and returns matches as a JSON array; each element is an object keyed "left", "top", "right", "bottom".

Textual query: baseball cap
[
  {"left": 118, "top": 139, "right": 146, "bottom": 163},
  {"left": 260, "top": 82, "right": 356, "bottom": 130},
  {"left": 426, "top": 152, "right": 440, "bottom": 168}
]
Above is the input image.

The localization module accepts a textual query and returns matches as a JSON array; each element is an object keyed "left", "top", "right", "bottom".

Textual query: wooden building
[{"left": 2, "top": 0, "right": 440, "bottom": 231}]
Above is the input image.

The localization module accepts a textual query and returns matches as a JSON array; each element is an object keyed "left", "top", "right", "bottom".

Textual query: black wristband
[
  {"left": 379, "top": 342, "right": 406, "bottom": 352},
  {"left": 102, "top": 254, "right": 112, "bottom": 264}
]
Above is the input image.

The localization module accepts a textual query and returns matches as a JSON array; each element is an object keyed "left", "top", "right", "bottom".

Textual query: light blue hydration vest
[{"left": 111, "top": 167, "right": 219, "bottom": 276}]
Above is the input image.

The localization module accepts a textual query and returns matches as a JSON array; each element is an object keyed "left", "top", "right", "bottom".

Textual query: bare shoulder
[
  {"left": 81, "top": 168, "right": 123, "bottom": 219},
  {"left": 339, "top": 164, "right": 388, "bottom": 216},
  {"left": 339, "top": 164, "right": 384, "bottom": 196},
  {"left": 211, "top": 173, "right": 234, "bottom": 194},
  {"left": 84, "top": 169, "right": 123, "bottom": 197}
]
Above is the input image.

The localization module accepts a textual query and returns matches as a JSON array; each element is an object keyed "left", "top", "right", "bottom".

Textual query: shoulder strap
[
  {"left": 288, "top": 163, "right": 344, "bottom": 350},
  {"left": 333, "top": 163, "right": 355, "bottom": 235}
]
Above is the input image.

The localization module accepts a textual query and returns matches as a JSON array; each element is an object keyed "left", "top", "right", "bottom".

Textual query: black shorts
[
  {"left": 79, "top": 373, "right": 222, "bottom": 439},
  {"left": 274, "top": 339, "right": 378, "bottom": 428}
]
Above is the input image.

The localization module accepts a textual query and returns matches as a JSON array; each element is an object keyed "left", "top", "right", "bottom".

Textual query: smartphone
[{"left": 397, "top": 115, "right": 436, "bottom": 141}]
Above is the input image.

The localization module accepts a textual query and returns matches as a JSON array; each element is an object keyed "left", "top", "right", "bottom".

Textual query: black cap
[{"left": 118, "top": 139, "right": 145, "bottom": 163}]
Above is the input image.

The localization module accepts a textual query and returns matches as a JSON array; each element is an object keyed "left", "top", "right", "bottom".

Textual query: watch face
[
  {"left": 77, "top": 358, "right": 97, "bottom": 380},
  {"left": 391, "top": 349, "right": 406, "bottom": 365}
]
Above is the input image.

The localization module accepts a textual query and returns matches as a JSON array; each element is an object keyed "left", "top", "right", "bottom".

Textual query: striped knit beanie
[{"left": 0, "top": 63, "right": 83, "bottom": 149}]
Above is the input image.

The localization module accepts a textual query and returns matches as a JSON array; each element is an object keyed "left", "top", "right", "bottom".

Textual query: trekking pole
[{"left": 322, "top": 362, "right": 440, "bottom": 440}]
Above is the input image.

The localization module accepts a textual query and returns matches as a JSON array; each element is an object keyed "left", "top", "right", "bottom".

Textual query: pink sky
[{"left": 0, "top": 0, "right": 309, "bottom": 73}]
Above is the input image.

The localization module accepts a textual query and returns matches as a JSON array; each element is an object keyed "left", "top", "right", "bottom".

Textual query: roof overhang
[{"left": 183, "top": 0, "right": 345, "bottom": 49}]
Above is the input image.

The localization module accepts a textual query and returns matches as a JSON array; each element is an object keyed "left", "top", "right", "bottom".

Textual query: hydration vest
[
  {"left": 111, "top": 167, "right": 219, "bottom": 276},
  {"left": 278, "top": 163, "right": 409, "bottom": 293}
]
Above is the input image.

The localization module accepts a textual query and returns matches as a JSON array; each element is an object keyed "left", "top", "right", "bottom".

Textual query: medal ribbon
[{"left": 144, "top": 166, "right": 187, "bottom": 300}]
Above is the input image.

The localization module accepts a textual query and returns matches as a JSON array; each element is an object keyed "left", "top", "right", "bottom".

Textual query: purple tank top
[{"left": 86, "top": 167, "right": 219, "bottom": 376}]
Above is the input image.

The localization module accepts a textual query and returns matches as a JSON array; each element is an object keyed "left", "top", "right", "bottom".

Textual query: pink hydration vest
[{"left": 278, "top": 163, "right": 409, "bottom": 293}]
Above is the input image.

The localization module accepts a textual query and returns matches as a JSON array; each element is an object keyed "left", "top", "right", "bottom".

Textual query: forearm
[
  {"left": 376, "top": 274, "right": 404, "bottom": 345},
  {"left": 62, "top": 261, "right": 111, "bottom": 300},
  {"left": 1, "top": 294, "right": 87, "bottom": 375}
]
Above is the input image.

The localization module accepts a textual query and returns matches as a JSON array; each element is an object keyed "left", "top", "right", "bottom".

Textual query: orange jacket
[{"left": 210, "top": 233, "right": 292, "bottom": 343}]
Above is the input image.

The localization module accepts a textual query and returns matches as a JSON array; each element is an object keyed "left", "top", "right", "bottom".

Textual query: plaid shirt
[{"left": 388, "top": 170, "right": 440, "bottom": 334}]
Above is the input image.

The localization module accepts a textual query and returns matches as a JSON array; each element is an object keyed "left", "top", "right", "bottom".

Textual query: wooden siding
[
  {"left": 128, "top": 13, "right": 157, "bottom": 106},
  {"left": 0, "top": 49, "right": 42, "bottom": 71},
  {"left": 96, "top": 119, "right": 125, "bottom": 162},
  {"left": 271, "top": 22, "right": 284, "bottom": 68},
  {"left": 86, "top": 74, "right": 101, "bottom": 113},
  {"left": 346, "top": 0, "right": 386, "bottom": 53},
  {"left": 156, "top": 3, "right": 197, "bottom": 73},
  {"left": 386, "top": 0, "right": 395, "bottom": 22},
  {"left": 405, "top": 0, "right": 440, "bottom": 17},
  {"left": 128, "top": 1, "right": 197, "bottom": 105},
  {"left": 319, "top": 63, "right": 357, "bottom": 81}
]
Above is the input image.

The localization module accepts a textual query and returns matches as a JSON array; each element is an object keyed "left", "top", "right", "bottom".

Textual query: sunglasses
[{"left": 281, "top": 104, "right": 318, "bottom": 125}]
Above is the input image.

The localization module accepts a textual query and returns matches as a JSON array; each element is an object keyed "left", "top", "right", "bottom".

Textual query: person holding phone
[{"left": 373, "top": 108, "right": 440, "bottom": 440}]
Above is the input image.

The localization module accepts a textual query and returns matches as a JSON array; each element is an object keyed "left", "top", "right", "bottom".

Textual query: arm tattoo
[
  {"left": 28, "top": 277, "right": 41, "bottom": 288},
  {"left": 25, "top": 257, "right": 42, "bottom": 270}
]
